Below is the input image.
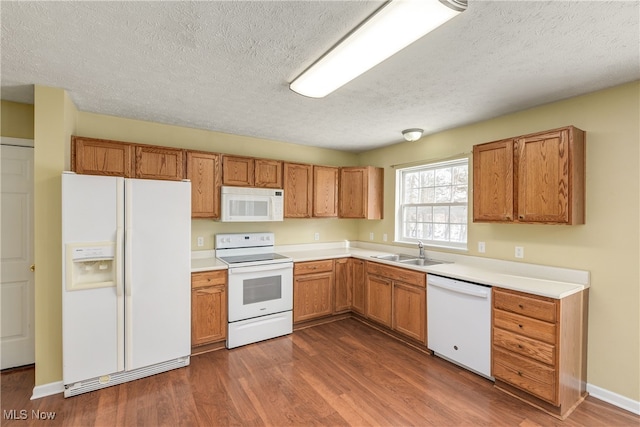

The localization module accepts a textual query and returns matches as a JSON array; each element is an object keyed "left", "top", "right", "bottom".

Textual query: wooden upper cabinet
[
  {"left": 72, "top": 136, "right": 133, "bottom": 177},
  {"left": 313, "top": 166, "right": 339, "bottom": 218},
  {"left": 222, "top": 155, "right": 254, "bottom": 186},
  {"left": 255, "top": 159, "right": 282, "bottom": 188},
  {"left": 516, "top": 127, "right": 585, "bottom": 224},
  {"left": 473, "top": 139, "right": 514, "bottom": 222},
  {"left": 135, "top": 146, "right": 184, "bottom": 181},
  {"left": 186, "top": 151, "right": 221, "bottom": 219},
  {"left": 283, "top": 162, "right": 313, "bottom": 218},
  {"left": 473, "top": 126, "right": 585, "bottom": 225},
  {"left": 339, "top": 166, "right": 384, "bottom": 219}
]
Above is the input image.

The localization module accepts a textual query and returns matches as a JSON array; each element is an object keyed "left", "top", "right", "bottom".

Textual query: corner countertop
[
  {"left": 191, "top": 250, "right": 227, "bottom": 272},
  {"left": 192, "top": 242, "right": 589, "bottom": 299}
]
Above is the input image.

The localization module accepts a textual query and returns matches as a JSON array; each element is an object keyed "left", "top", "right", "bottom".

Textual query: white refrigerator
[{"left": 61, "top": 172, "right": 191, "bottom": 397}]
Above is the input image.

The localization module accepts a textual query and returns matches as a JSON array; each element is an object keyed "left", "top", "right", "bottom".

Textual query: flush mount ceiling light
[
  {"left": 289, "top": 0, "right": 467, "bottom": 98},
  {"left": 402, "top": 128, "right": 424, "bottom": 142}
]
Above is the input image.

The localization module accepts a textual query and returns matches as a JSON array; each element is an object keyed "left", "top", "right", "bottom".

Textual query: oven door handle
[{"left": 229, "top": 262, "right": 293, "bottom": 274}]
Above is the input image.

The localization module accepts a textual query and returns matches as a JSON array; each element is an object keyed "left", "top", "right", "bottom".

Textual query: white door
[
  {"left": 1, "top": 143, "right": 35, "bottom": 369},
  {"left": 125, "top": 178, "right": 190, "bottom": 371}
]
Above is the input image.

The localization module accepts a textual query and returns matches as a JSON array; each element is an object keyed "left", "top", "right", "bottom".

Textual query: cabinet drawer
[
  {"left": 494, "top": 288, "right": 557, "bottom": 323},
  {"left": 493, "top": 347, "right": 557, "bottom": 404},
  {"left": 294, "top": 260, "right": 334, "bottom": 275},
  {"left": 493, "top": 327, "right": 556, "bottom": 366},
  {"left": 366, "top": 262, "right": 426, "bottom": 288},
  {"left": 191, "top": 270, "right": 227, "bottom": 289},
  {"left": 494, "top": 309, "right": 557, "bottom": 344}
]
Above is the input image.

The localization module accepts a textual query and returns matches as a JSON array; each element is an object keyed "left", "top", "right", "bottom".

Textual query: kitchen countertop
[{"left": 192, "top": 243, "right": 589, "bottom": 299}]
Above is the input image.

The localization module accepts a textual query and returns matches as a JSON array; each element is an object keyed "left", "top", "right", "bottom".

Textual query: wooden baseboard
[
  {"left": 191, "top": 340, "right": 226, "bottom": 356},
  {"left": 494, "top": 379, "right": 587, "bottom": 420}
]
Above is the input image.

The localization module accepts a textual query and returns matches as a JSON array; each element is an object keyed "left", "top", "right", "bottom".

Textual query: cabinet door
[
  {"left": 366, "top": 274, "right": 392, "bottom": 327},
  {"left": 339, "top": 167, "right": 366, "bottom": 218},
  {"left": 191, "top": 285, "right": 227, "bottom": 346},
  {"left": 313, "top": 166, "right": 338, "bottom": 217},
  {"left": 334, "top": 258, "right": 351, "bottom": 313},
  {"left": 135, "top": 146, "right": 184, "bottom": 181},
  {"left": 72, "top": 136, "right": 133, "bottom": 177},
  {"left": 392, "top": 282, "right": 426, "bottom": 343},
  {"left": 223, "top": 156, "right": 254, "bottom": 186},
  {"left": 351, "top": 259, "right": 365, "bottom": 315},
  {"left": 186, "top": 151, "right": 221, "bottom": 218},
  {"left": 473, "top": 139, "right": 514, "bottom": 222},
  {"left": 339, "top": 166, "right": 383, "bottom": 219},
  {"left": 284, "top": 163, "right": 313, "bottom": 218},
  {"left": 255, "top": 159, "right": 282, "bottom": 188},
  {"left": 293, "top": 272, "right": 333, "bottom": 323},
  {"left": 516, "top": 128, "right": 578, "bottom": 223}
]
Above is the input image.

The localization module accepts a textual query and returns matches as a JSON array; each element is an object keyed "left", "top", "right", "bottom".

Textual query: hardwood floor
[{"left": 2, "top": 318, "right": 638, "bottom": 426}]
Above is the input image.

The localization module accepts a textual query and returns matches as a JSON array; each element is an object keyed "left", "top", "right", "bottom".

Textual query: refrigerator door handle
[{"left": 116, "top": 227, "right": 124, "bottom": 297}]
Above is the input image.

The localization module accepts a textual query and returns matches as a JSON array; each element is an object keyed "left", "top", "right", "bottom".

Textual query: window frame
[{"left": 394, "top": 156, "right": 470, "bottom": 251}]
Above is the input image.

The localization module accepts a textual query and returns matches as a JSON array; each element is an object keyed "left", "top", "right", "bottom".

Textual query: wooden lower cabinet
[
  {"left": 293, "top": 260, "right": 334, "bottom": 323},
  {"left": 334, "top": 258, "right": 351, "bottom": 313},
  {"left": 365, "top": 274, "right": 392, "bottom": 327},
  {"left": 351, "top": 259, "right": 365, "bottom": 315},
  {"left": 365, "top": 261, "right": 426, "bottom": 343},
  {"left": 191, "top": 271, "right": 227, "bottom": 347},
  {"left": 492, "top": 287, "right": 588, "bottom": 419},
  {"left": 393, "top": 282, "right": 426, "bottom": 343}
]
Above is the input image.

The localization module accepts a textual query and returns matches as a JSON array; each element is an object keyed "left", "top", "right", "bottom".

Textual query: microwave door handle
[{"left": 229, "top": 263, "right": 292, "bottom": 274}]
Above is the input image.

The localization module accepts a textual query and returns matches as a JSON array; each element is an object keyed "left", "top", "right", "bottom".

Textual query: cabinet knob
[
  {"left": 519, "top": 215, "right": 525, "bottom": 220},
  {"left": 518, "top": 324, "right": 523, "bottom": 329},
  {"left": 517, "top": 371, "right": 523, "bottom": 376},
  {"left": 30, "top": 264, "right": 35, "bottom": 272},
  {"left": 518, "top": 304, "right": 524, "bottom": 309}
]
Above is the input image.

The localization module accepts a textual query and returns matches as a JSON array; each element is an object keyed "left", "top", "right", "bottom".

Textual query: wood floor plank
[{"left": 2, "top": 318, "right": 638, "bottom": 426}]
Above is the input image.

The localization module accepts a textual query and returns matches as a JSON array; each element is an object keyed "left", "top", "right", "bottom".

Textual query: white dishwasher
[{"left": 427, "top": 274, "right": 493, "bottom": 379}]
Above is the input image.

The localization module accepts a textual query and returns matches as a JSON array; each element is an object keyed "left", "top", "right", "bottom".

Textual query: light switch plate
[{"left": 197, "top": 236, "right": 204, "bottom": 247}]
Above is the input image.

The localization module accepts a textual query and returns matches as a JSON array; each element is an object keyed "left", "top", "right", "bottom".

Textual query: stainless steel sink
[
  {"left": 372, "top": 254, "right": 416, "bottom": 262},
  {"left": 372, "top": 254, "right": 447, "bottom": 266},
  {"left": 399, "top": 258, "right": 443, "bottom": 266}
]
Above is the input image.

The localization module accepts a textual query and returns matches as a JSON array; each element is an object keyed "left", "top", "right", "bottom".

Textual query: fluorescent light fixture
[{"left": 290, "top": 0, "right": 467, "bottom": 98}]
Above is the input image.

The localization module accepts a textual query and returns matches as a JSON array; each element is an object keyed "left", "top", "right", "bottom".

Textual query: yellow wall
[
  {"left": 1, "top": 100, "right": 34, "bottom": 138},
  {"left": 33, "top": 86, "right": 77, "bottom": 385},
  {"left": 359, "top": 81, "right": 640, "bottom": 401},
  {"left": 19, "top": 81, "right": 640, "bottom": 403}
]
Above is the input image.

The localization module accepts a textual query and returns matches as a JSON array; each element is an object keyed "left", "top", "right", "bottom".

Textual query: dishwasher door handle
[{"left": 428, "top": 279, "right": 490, "bottom": 298}]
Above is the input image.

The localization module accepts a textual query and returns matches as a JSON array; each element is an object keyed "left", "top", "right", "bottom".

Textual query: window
[{"left": 396, "top": 157, "right": 469, "bottom": 249}]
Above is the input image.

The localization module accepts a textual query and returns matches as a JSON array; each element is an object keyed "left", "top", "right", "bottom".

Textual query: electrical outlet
[
  {"left": 197, "top": 236, "right": 204, "bottom": 247},
  {"left": 314, "top": 232, "right": 320, "bottom": 241},
  {"left": 383, "top": 233, "right": 388, "bottom": 242},
  {"left": 369, "top": 232, "right": 374, "bottom": 240},
  {"left": 515, "top": 246, "right": 524, "bottom": 259},
  {"left": 478, "top": 241, "right": 485, "bottom": 253}
]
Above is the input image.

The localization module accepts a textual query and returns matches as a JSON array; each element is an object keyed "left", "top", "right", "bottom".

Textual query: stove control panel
[{"left": 215, "top": 232, "right": 275, "bottom": 250}]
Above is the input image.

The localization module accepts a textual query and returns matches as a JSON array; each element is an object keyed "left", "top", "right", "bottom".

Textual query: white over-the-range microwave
[{"left": 220, "top": 186, "right": 284, "bottom": 222}]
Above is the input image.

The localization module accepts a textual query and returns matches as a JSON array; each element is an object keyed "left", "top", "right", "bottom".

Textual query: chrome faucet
[{"left": 418, "top": 240, "right": 425, "bottom": 259}]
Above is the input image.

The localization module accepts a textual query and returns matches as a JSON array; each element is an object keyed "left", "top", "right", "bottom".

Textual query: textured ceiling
[{"left": 2, "top": 1, "right": 639, "bottom": 152}]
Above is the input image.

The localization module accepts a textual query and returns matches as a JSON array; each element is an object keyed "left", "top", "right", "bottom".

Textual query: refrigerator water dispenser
[{"left": 65, "top": 242, "right": 116, "bottom": 291}]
